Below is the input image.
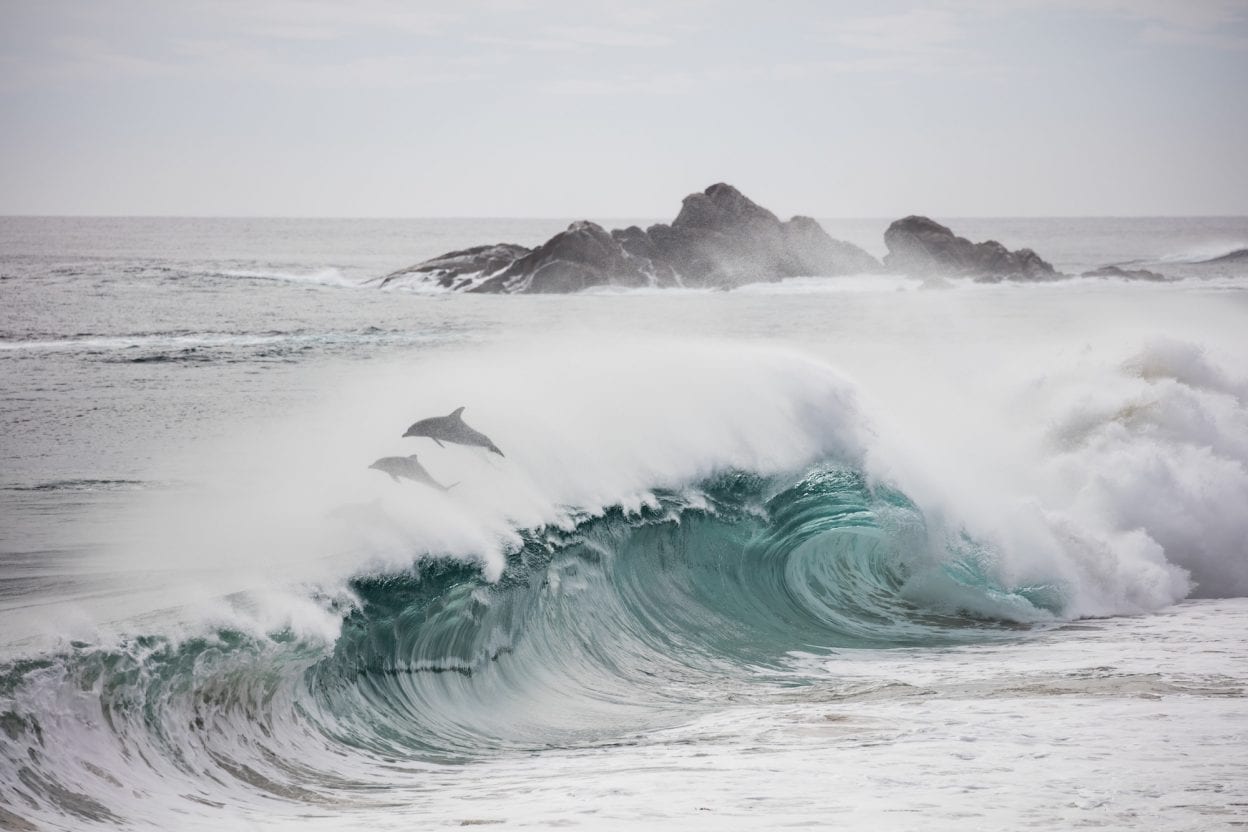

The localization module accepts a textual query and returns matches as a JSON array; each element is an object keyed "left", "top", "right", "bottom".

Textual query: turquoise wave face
[
  {"left": 0, "top": 465, "right": 1065, "bottom": 820},
  {"left": 309, "top": 466, "right": 1062, "bottom": 759}
]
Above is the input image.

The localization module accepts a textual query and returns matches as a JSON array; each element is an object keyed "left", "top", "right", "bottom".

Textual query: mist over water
[{"left": 1, "top": 217, "right": 1246, "bottom": 830}]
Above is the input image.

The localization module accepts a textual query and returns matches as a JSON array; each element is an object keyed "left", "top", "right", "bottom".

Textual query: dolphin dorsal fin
[
  {"left": 450, "top": 406, "right": 466, "bottom": 420},
  {"left": 408, "top": 454, "right": 420, "bottom": 461}
]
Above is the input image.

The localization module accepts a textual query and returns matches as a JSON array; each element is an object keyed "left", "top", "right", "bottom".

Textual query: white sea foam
[
  {"left": 103, "top": 339, "right": 867, "bottom": 638},
  {"left": 212, "top": 267, "right": 361, "bottom": 287},
  {"left": 867, "top": 336, "right": 1248, "bottom": 619},
  {"left": 1041, "top": 340, "right": 1248, "bottom": 599},
  {"left": 82, "top": 330, "right": 1247, "bottom": 640}
]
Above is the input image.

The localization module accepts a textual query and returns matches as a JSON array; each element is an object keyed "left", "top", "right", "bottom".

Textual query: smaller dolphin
[
  {"left": 403, "top": 407, "right": 504, "bottom": 456},
  {"left": 368, "top": 455, "right": 456, "bottom": 491}
]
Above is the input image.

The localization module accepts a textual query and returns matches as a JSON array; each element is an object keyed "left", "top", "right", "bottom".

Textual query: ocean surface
[{"left": 1, "top": 216, "right": 1247, "bottom": 831}]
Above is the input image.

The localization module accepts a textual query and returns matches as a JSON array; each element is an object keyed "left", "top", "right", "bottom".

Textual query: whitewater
[{"left": 1, "top": 217, "right": 1246, "bottom": 830}]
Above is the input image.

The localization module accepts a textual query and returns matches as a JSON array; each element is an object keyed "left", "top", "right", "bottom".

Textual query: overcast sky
[{"left": 1, "top": 0, "right": 1245, "bottom": 217}]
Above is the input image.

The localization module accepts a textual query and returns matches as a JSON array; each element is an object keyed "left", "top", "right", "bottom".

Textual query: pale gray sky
[{"left": 2, "top": 0, "right": 1245, "bottom": 217}]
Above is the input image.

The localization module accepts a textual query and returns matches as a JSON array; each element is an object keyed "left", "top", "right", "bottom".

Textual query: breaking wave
[
  {"left": 1, "top": 337, "right": 1244, "bottom": 829},
  {"left": 0, "top": 463, "right": 1049, "bottom": 828}
]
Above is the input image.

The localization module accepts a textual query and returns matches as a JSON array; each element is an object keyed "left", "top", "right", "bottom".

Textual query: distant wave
[
  {"left": 1154, "top": 243, "right": 1248, "bottom": 265},
  {"left": 208, "top": 267, "right": 362, "bottom": 287},
  {"left": 578, "top": 274, "right": 928, "bottom": 296},
  {"left": 576, "top": 284, "right": 719, "bottom": 297},
  {"left": 0, "top": 332, "right": 293, "bottom": 352},
  {"left": 734, "top": 274, "right": 927, "bottom": 294},
  {"left": 3, "top": 478, "right": 152, "bottom": 492},
  {"left": 0, "top": 329, "right": 452, "bottom": 357}
]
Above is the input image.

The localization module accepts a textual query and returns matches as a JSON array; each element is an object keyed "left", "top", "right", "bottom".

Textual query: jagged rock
[
  {"left": 383, "top": 183, "right": 881, "bottom": 293},
  {"left": 649, "top": 184, "right": 792, "bottom": 286},
  {"left": 379, "top": 243, "right": 529, "bottom": 290},
  {"left": 644, "top": 184, "right": 881, "bottom": 286},
  {"left": 1082, "top": 265, "right": 1169, "bottom": 282},
  {"left": 883, "top": 216, "right": 1058, "bottom": 281},
  {"left": 611, "top": 226, "right": 679, "bottom": 286},
  {"left": 476, "top": 221, "right": 656, "bottom": 294}
]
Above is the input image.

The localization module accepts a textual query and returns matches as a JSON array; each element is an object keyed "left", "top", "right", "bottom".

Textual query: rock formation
[
  {"left": 381, "top": 183, "right": 881, "bottom": 293},
  {"left": 782, "top": 215, "right": 882, "bottom": 277},
  {"left": 383, "top": 244, "right": 531, "bottom": 291},
  {"left": 477, "top": 221, "right": 659, "bottom": 294},
  {"left": 883, "top": 216, "right": 1058, "bottom": 281},
  {"left": 382, "top": 186, "right": 1186, "bottom": 292}
]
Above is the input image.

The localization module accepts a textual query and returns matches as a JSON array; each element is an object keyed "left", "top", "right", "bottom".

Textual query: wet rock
[
  {"left": 380, "top": 244, "right": 530, "bottom": 291},
  {"left": 783, "top": 215, "right": 882, "bottom": 276},
  {"left": 476, "top": 221, "right": 656, "bottom": 294},
  {"left": 883, "top": 216, "right": 1058, "bottom": 281}
]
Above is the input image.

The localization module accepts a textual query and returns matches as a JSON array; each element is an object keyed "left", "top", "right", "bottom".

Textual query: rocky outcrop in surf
[
  {"left": 383, "top": 243, "right": 530, "bottom": 291},
  {"left": 479, "top": 221, "right": 661, "bottom": 294},
  {"left": 381, "top": 185, "right": 1225, "bottom": 292},
  {"left": 381, "top": 183, "right": 881, "bottom": 293},
  {"left": 883, "top": 216, "right": 1058, "bottom": 282},
  {"left": 780, "top": 215, "right": 883, "bottom": 277}
]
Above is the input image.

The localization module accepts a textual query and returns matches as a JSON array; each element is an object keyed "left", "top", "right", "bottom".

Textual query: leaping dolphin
[
  {"left": 403, "top": 407, "right": 504, "bottom": 456},
  {"left": 368, "top": 455, "right": 457, "bottom": 491}
]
